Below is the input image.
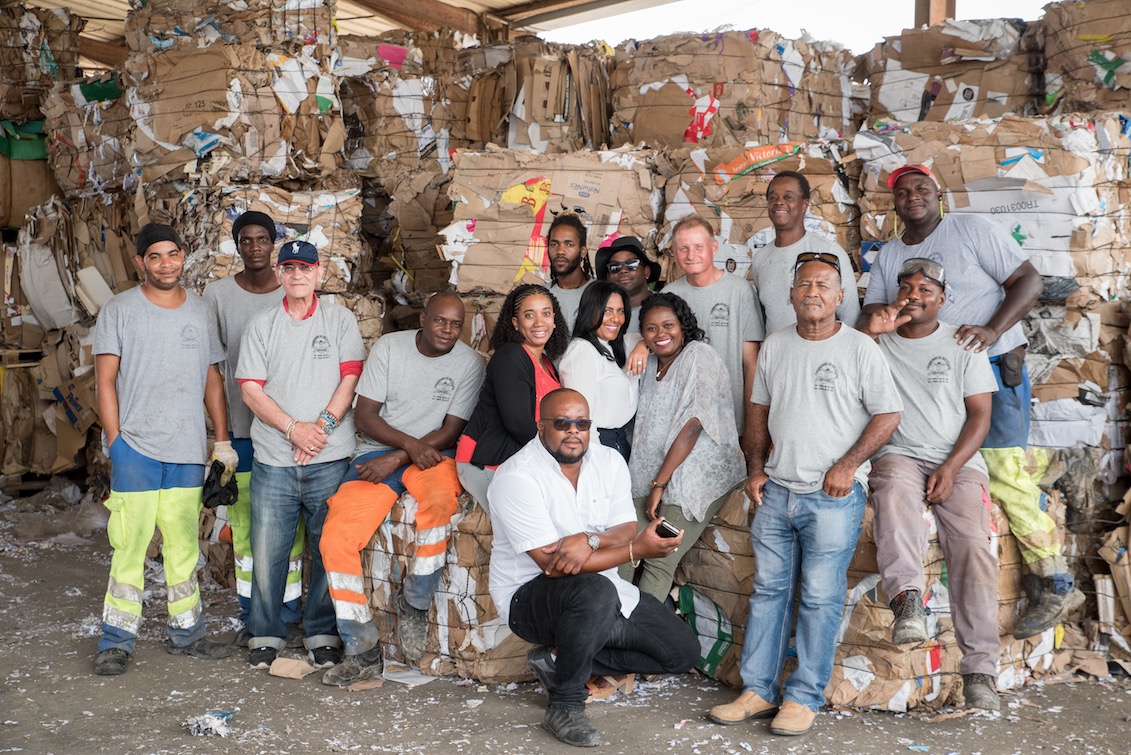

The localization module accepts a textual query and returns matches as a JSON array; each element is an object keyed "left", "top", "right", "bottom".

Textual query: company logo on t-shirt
[
  {"left": 927, "top": 356, "right": 951, "bottom": 384},
  {"left": 181, "top": 325, "right": 200, "bottom": 350},
  {"left": 312, "top": 335, "right": 331, "bottom": 360},
  {"left": 432, "top": 377, "right": 455, "bottom": 403},
  {"left": 814, "top": 362, "right": 839, "bottom": 392},
  {"left": 709, "top": 303, "right": 730, "bottom": 328}
]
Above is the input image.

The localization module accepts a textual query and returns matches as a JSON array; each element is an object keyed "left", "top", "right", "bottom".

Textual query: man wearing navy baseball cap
[
  {"left": 237, "top": 239, "right": 366, "bottom": 671},
  {"left": 858, "top": 163, "right": 1078, "bottom": 641}
]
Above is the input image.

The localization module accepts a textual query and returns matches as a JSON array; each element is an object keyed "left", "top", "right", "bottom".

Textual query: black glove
[{"left": 202, "top": 459, "right": 239, "bottom": 510}]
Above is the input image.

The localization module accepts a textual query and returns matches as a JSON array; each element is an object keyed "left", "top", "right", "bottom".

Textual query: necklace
[{"left": 656, "top": 359, "right": 672, "bottom": 381}]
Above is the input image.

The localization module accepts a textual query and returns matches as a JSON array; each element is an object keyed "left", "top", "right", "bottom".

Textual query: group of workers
[{"left": 89, "top": 163, "right": 1079, "bottom": 748}]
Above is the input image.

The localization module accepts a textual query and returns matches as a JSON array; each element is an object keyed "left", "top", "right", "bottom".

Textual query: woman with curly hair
[
  {"left": 456, "top": 284, "right": 570, "bottom": 510},
  {"left": 558, "top": 280, "right": 639, "bottom": 461},
  {"left": 622, "top": 292, "right": 745, "bottom": 601}
]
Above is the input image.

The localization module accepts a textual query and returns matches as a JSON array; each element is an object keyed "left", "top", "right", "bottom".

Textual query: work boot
[
  {"left": 167, "top": 637, "right": 233, "bottom": 660},
  {"left": 397, "top": 597, "right": 429, "bottom": 662},
  {"left": 769, "top": 701, "right": 817, "bottom": 736},
  {"left": 962, "top": 673, "right": 1001, "bottom": 712},
  {"left": 543, "top": 708, "right": 601, "bottom": 747},
  {"left": 527, "top": 647, "right": 557, "bottom": 694},
  {"left": 1013, "top": 580, "right": 1085, "bottom": 639},
  {"left": 708, "top": 690, "right": 778, "bottom": 724},
  {"left": 94, "top": 648, "right": 131, "bottom": 676},
  {"left": 889, "top": 589, "right": 929, "bottom": 645},
  {"left": 232, "top": 626, "right": 249, "bottom": 647},
  {"left": 322, "top": 645, "right": 383, "bottom": 687}
]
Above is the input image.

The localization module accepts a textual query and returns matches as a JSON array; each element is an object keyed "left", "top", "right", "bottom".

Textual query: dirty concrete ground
[{"left": 2, "top": 526, "right": 1131, "bottom": 754}]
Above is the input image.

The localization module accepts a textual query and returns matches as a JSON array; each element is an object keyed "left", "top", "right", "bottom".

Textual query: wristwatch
[
  {"left": 316, "top": 418, "right": 336, "bottom": 436},
  {"left": 585, "top": 532, "right": 600, "bottom": 551}
]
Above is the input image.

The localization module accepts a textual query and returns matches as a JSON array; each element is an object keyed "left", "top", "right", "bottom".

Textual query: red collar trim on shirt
[{"left": 282, "top": 294, "right": 318, "bottom": 320}]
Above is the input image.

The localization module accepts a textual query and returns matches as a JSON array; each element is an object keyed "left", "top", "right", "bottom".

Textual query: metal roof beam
[
  {"left": 502, "top": 0, "right": 642, "bottom": 26},
  {"left": 78, "top": 36, "right": 128, "bottom": 67},
  {"left": 349, "top": 0, "right": 484, "bottom": 35}
]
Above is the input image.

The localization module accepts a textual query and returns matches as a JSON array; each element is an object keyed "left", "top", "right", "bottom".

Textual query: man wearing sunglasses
[
  {"left": 595, "top": 235, "right": 660, "bottom": 349},
  {"left": 319, "top": 292, "right": 484, "bottom": 686},
  {"left": 868, "top": 259, "right": 1002, "bottom": 710},
  {"left": 488, "top": 389, "right": 699, "bottom": 748},
  {"left": 859, "top": 164, "right": 1078, "bottom": 640},
  {"left": 237, "top": 240, "right": 365, "bottom": 671}
]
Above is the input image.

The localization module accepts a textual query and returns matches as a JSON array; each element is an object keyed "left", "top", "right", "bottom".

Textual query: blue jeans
[
  {"left": 983, "top": 357, "right": 1030, "bottom": 449},
  {"left": 738, "top": 479, "right": 866, "bottom": 711},
  {"left": 249, "top": 458, "right": 348, "bottom": 651}
]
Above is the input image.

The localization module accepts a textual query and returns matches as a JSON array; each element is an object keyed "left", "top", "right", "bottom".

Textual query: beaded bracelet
[
  {"left": 318, "top": 411, "right": 339, "bottom": 431},
  {"left": 284, "top": 418, "right": 297, "bottom": 441}
]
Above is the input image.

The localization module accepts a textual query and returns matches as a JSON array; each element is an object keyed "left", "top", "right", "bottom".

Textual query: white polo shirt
[{"left": 487, "top": 437, "right": 640, "bottom": 624}]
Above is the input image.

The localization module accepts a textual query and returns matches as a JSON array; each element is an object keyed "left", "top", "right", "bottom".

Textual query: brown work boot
[
  {"left": 708, "top": 690, "right": 778, "bottom": 725},
  {"left": 769, "top": 701, "right": 817, "bottom": 736},
  {"left": 889, "top": 589, "right": 929, "bottom": 645}
]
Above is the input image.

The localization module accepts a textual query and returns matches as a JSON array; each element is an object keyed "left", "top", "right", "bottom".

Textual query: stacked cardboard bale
[
  {"left": 861, "top": 18, "right": 1041, "bottom": 123},
  {"left": 123, "top": 0, "right": 334, "bottom": 51},
  {"left": 655, "top": 141, "right": 860, "bottom": 282},
  {"left": 41, "top": 73, "right": 135, "bottom": 198},
  {"left": 0, "top": 4, "right": 83, "bottom": 123},
  {"left": 610, "top": 30, "right": 856, "bottom": 149},
  {"left": 1041, "top": 0, "right": 1131, "bottom": 113},
  {"left": 439, "top": 147, "right": 661, "bottom": 295}
]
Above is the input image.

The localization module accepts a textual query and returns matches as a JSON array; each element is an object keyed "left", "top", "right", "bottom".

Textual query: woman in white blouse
[{"left": 558, "top": 280, "right": 639, "bottom": 460}]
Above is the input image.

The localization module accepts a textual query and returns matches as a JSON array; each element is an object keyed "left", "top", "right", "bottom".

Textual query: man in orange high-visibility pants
[{"left": 320, "top": 293, "right": 485, "bottom": 687}]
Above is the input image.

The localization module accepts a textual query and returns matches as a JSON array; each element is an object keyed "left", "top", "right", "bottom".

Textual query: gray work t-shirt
[
  {"left": 662, "top": 273, "right": 766, "bottom": 431},
  {"left": 93, "top": 286, "right": 222, "bottom": 465},
  {"left": 551, "top": 278, "right": 593, "bottom": 335},
  {"left": 203, "top": 276, "right": 279, "bottom": 439},
  {"left": 876, "top": 323, "right": 998, "bottom": 474},
  {"left": 751, "top": 232, "right": 860, "bottom": 335},
  {"left": 862, "top": 214, "right": 1028, "bottom": 358},
  {"left": 237, "top": 298, "right": 366, "bottom": 467},
  {"left": 355, "top": 330, "right": 486, "bottom": 455},
  {"left": 753, "top": 324, "right": 903, "bottom": 493}
]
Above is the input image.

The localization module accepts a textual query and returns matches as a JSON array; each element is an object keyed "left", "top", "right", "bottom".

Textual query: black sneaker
[
  {"left": 526, "top": 647, "right": 557, "bottom": 694},
  {"left": 309, "top": 645, "right": 341, "bottom": 668},
  {"left": 249, "top": 646, "right": 277, "bottom": 669},
  {"left": 94, "top": 648, "right": 131, "bottom": 676},
  {"left": 322, "top": 646, "right": 383, "bottom": 687},
  {"left": 397, "top": 598, "right": 429, "bottom": 662},
  {"left": 167, "top": 637, "right": 233, "bottom": 660},
  {"left": 543, "top": 707, "right": 601, "bottom": 747}
]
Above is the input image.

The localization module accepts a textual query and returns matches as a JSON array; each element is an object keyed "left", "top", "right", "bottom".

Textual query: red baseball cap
[{"left": 887, "top": 164, "right": 939, "bottom": 190}]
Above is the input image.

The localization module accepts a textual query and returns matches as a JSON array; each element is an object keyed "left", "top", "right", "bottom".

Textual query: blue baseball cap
[{"left": 277, "top": 240, "right": 319, "bottom": 266}]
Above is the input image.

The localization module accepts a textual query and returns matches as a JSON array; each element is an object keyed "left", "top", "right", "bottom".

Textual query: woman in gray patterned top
[{"left": 622, "top": 293, "right": 746, "bottom": 601}]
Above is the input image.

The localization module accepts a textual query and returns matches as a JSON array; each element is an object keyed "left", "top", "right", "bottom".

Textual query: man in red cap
[{"left": 859, "top": 164, "right": 1080, "bottom": 640}]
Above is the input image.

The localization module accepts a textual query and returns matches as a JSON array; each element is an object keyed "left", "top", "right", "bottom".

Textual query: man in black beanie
[{"left": 203, "top": 211, "right": 307, "bottom": 648}]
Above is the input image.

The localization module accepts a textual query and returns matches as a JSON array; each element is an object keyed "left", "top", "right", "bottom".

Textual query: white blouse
[{"left": 558, "top": 338, "right": 640, "bottom": 429}]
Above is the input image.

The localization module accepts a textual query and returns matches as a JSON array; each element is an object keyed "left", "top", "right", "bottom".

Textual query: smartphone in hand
[{"left": 656, "top": 518, "right": 680, "bottom": 538}]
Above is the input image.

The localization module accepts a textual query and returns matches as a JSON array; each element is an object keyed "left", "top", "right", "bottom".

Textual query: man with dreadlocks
[{"left": 547, "top": 214, "right": 594, "bottom": 335}]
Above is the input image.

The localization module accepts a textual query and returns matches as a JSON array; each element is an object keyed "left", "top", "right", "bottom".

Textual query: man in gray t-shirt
[
  {"left": 237, "top": 240, "right": 365, "bottom": 670},
  {"left": 320, "top": 293, "right": 485, "bottom": 686},
  {"left": 662, "top": 214, "right": 766, "bottom": 445},
  {"left": 869, "top": 260, "right": 1002, "bottom": 711},
  {"left": 548, "top": 214, "right": 594, "bottom": 334},
  {"left": 203, "top": 210, "right": 303, "bottom": 643},
  {"left": 92, "top": 223, "right": 235, "bottom": 676},
  {"left": 709, "top": 256, "right": 901, "bottom": 736},
  {"left": 859, "top": 164, "right": 1078, "bottom": 640}
]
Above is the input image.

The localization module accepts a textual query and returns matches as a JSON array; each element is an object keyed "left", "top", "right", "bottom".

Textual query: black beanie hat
[
  {"left": 231, "top": 211, "right": 278, "bottom": 244},
  {"left": 136, "top": 223, "right": 184, "bottom": 256}
]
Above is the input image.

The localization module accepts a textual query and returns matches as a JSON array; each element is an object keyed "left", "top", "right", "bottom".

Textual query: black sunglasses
[
  {"left": 607, "top": 259, "right": 642, "bottom": 274},
  {"left": 793, "top": 251, "right": 841, "bottom": 274}
]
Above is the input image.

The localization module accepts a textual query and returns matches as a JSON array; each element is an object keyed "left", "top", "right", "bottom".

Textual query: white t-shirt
[
  {"left": 558, "top": 338, "right": 639, "bottom": 430},
  {"left": 862, "top": 214, "right": 1028, "bottom": 358},
  {"left": 753, "top": 324, "right": 903, "bottom": 494},
  {"left": 877, "top": 324, "right": 998, "bottom": 474},
  {"left": 750, "top": 232, "right": 860, "bottom": 336},
  {"left": 488, "top": 437, "right": 640, "bottom": 624}
]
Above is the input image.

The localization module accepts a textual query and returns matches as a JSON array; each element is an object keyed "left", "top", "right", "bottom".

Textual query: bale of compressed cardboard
[
  {"left": 611, "top": 29, "right": 856, "bottom": 150},
  {"left": 42, "top": 74, "right": 134, "bottom": 199},
  {"left": 440, "top": 147, "right": 661, "bottom": 295},
  {"left": 1041, "top": 0, "right": 1131, "bottom": 113},
  {"left": 124, "top": 0, "right": 335, "bottom": 53},
  {"left": 861, "top": 18, "right": 1040, "bottom": 122},
  {"left": 655, "top": 141, "right": 860, "bottom": 282},
  {"left": 0, "top": 4, "right": 83, "bottom": 123},
  {"left": 0, "top": 120, "right": 60, "bottom": 229}
]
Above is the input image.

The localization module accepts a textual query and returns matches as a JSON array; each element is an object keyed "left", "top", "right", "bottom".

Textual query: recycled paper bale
[
  {"left": 0, "top": 4, "right": 83, "bottom": 123},
  {"left": 125, "top": 0, "right": 335, "bottom": 53},
  {"left": 321, "top": 292, "right": 385, "bottom": 353},
  {"left": 862, "top": 18, "right": 1040, "bottom": 123},
  {"left": 362, "top": 498, "right": 535, "bottom": 683},
  {"left": 852, "top": 114, "right": 1131, "bottom": 301},
  {"left": 1041, "top": 0, "right": 1131, "bottom": 113},
  {"left": 0, "top": 120, "right": 60, "bottom": 229},
  {"left": 655, "top": 141, "right": 860, "bottom": 282},
  {"left": 42, "top": 74, "right": 135, "bottom": 199},
  {"left": 1, "top": 363, "right": 56, "bottom": 475},
  {"left": 123, "top": 44, "right": 346, "bottom": 184},
  {"left": 611, "top": 30, "right": 855, "bottom": 150},
  {"left": 440, "top": 147, "right": 661, "bottom": 295},
  {"left": 385, "top": 170, "right": 453, "bottom": 296}
]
